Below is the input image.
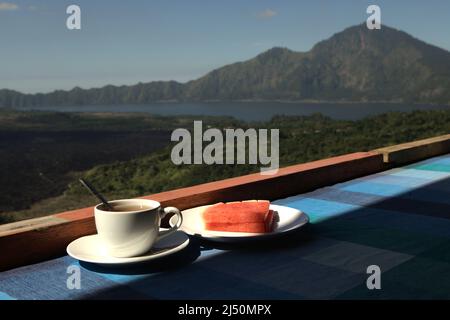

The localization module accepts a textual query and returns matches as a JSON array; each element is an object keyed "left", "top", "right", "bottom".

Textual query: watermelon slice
[
  {"left": 204, "top": 222, "right": 267, "bottom": 233},
  {"left": 203, "top": 200, "right": 274, "bottom": 233}
]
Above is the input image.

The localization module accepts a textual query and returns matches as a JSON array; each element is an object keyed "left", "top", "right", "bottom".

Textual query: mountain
[
  {"left": 2, "top": 23, "right": 450, "bottom": 107},
  {"left": 183, "top": 24, "right": 450, "bottom": 103}
]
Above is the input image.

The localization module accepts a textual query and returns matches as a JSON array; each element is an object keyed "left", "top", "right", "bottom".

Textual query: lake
[{"left": 14, "top": 101, "right": 450, "bottom": 121}]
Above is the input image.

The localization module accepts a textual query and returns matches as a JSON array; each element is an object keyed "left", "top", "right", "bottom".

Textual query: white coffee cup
[{"left": 94, "top": 199, "right": 183, "bottom": 258}]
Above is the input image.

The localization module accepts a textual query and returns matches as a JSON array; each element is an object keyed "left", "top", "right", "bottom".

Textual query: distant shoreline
[
  {"left": 195, "top": 99, "right": 450, "bottom": 106},
  {"left": 6, "top": 101, "right": 450, "bottom": 122},
  {"left": 4, "top": 99, "right": 450, "bottom": 108}
]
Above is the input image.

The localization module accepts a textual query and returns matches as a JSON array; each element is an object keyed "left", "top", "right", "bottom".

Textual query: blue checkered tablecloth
[{"left": 2, "top": 154, "right": 450, "bottom": 299}]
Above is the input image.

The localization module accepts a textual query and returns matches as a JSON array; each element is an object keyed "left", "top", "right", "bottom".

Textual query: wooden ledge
[
  {"left": 0, "top": 151, "right": 385, "bottom": 271},
  {"left": 375, "top": 134, "right": 450, "bottom": 165}
]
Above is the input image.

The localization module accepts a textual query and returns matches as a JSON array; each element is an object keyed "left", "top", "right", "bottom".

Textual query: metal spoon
[{"left": 79, "top": 178, "right": 114, "bottom": 211}]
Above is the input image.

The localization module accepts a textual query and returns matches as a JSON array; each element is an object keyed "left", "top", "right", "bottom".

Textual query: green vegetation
[
  {"left": 1, "top": 109, "right": 450, "bottom": 224},
  {"left": 0, "top": 110, "right": 239, "bottom": 221},
  {"left": 2, "top": 24, "right": 450, "bottom": 107}
]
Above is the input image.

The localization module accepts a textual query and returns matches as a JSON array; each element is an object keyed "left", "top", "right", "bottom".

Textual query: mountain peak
[
  {"left": 311, "top": 23, "right": 429, "bottom": 56},
  {"left": 256, "top": 47, "right": 295, "bottom": 61},
  {"left": 264, "top": 46, "right": 291, "bottom": 54}
]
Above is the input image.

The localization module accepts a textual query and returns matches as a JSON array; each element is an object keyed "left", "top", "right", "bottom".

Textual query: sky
[{"left": 1, "top": 0, "right": 450, "bottom": 93}]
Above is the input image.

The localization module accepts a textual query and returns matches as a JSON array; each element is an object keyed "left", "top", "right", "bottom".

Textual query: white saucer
[
  {"left": 172, "top": 204, "right": 309, "bottom": 243},
  {"left": 67, "top": 230, "right": 189, "bottom": 266}
]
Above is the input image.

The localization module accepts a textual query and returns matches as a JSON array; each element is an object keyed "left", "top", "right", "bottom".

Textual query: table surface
[{"left": 2, "top": 154, "right": 450, "bottom": 300}]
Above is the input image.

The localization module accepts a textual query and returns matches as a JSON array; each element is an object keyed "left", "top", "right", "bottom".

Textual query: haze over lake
[{"left": 13, "top": 102, "right": 450, "bottom": 121}]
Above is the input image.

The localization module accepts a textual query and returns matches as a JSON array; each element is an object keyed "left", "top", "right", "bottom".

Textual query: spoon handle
[{"left": 79, "top": 178, "right": 113, "bottom": 210}]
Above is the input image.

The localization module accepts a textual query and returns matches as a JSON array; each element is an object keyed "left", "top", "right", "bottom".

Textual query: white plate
[
  {"left": 66, "top": 230, "right": 189, "bottom": 266},
  {"left": 172, "top": 204, "right": 309, "bottom": 243}
]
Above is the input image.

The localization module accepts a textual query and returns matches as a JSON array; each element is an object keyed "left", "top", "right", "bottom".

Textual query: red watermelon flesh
[
  {"left": 204, "top": 222, "right": 267, "bottom": 233},
  {"left": 203, "top": 200, "right": 270, "bottom": 224},
  {"left": 203, "top": 200, "right": 274, "bottom": 233}
]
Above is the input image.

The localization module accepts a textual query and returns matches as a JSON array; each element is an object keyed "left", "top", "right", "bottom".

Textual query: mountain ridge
[{"left": 2, "top": 23, "right": 450, "bottom": 107}]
